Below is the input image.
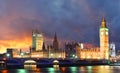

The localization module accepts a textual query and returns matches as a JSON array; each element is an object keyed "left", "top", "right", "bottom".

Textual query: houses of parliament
[
  {"left": 8, "top": 18, "right": 111, "bottom": 60},
  {"left": 76, "top": 18, "right": 109, "bottom": 60},
  {"left": 30, "top": 18, "right": 110, "bottom": 60},
  {"left": 31, "top": 31, "right": 65, "bottom": 58}
]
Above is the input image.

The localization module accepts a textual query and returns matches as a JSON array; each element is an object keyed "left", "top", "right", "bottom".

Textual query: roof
[{"left": 101, "top": 18, "right": 107, "bottom": 28}]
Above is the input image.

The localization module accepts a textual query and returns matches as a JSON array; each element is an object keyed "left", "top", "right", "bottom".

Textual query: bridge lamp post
[
  {"left": 75, "top": 56, "right": 77, "bottom": 58},
  {"left": 20, "top": 52, "right": 24, "bottom": 58},
  {"left": 6, "top": 53, "right": 10, "bottom": 58},
  {"left": 72, "top": 54, "right": 77, "bottom": 59},
  {"left": 72, "top": 54, "right": 75, "bottom": 58}
]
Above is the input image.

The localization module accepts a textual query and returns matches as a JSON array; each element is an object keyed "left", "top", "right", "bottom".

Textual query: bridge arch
[
  {"left": 24, "top": 60, "right": 37, "bottom": 70},
  {"left": 53, "top": 60, "right": 60, "bottom": 69},
  {"left": 6, "top": 59, "right": 22, "bottom": 65},
  {"left": 0, "top": 61, "right": 6, "bottom": 69},
  {"left": 53, "top": 60, "right": 59, "bottom": 64},
  {"left": 24, "top": 60, "right": 37, "bottom": 64}
]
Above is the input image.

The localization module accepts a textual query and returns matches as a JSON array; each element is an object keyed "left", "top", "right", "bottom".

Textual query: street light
[
  {"left": 72, "top": 54, "right": 75, "bottom": 57},
  {"left": 20, "top": 52, "right": 24, "bottom": 58},
  {"left": 75, "top": 56, "right": 77, "bottom": 58},
  {"left": 72, "top": 54, "right": 77, "bottom": 58},
  {"left": 6, "top": 53, "right": 10, "bottom": 58}
]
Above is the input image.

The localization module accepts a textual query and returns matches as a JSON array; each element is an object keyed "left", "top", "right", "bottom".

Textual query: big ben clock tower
[{"left": 100, "top": 18, "right": 109, "bottom": 59}]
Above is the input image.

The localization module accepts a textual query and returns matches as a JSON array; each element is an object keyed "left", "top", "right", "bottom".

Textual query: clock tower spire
[{"left": 100, "top": 18, "right": 109, "bottom": 59}]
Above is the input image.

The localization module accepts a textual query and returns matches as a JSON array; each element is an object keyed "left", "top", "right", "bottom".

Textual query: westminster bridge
[{"left": 0, "top": 58, "right": 109, "bottom": 69}]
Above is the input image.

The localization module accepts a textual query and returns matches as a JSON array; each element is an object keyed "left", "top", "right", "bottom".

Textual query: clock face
[
  {"left": 101, "top": 32, "right": 104, "bottom": 35},
  {"left": 106, "top": 32, "right": 108, "bottom": 35}
]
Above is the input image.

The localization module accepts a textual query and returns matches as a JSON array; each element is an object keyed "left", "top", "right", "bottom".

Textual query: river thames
[{"left": 0, "top": 66, "right": 120, "bottom": 73}]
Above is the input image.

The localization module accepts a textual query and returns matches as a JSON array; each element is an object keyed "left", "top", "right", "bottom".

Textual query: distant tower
[
  {"left": 53, "top": 33, "right": 59, "bottom": 50},
  {"left": 110, "top": 43, "right": 116, "bottom": 57},
  {"left": 32, "top": 30, "right": 43, "bottom": 51},
  {"left": 100, "top": 18, "right": 109, "bottom": 59}
]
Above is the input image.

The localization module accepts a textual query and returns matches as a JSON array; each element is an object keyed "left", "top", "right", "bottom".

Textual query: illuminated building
[
  {"left": 65, "top": 42, "right": 77, "bottom": 58},
  {"left": 48, "top": 33, "right": 66, "bottom": 59},
  {"left": 13, "top": 31, "right": 47, "bottom": 58},
  {"left": 109, "top": 43, "right": 116, "bottom": 57},
  {"left": 76, "top": 43, "right": 100, "bottom": 59},
  {"left": 100, "top": 18, "right": 109, "bottom": 59},
  {"left": 76, "top": 18, "right": 109, "bottom": 60},
  {"left": 7, "top": 48, "right": 20, "bottom": 58},
  {"left": 32, "top": 30, "right": 43, "bottom": 51},
  {"left": 48, "top": 45, "right": 65, "bottom": 59},
  {"left": 13, "top": 33, "right": 65, "bottom": 58},
  {"left": 6, "top": 48, "right": 14, "bottom": 58}
]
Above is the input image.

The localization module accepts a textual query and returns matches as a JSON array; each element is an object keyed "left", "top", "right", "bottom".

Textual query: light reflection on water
[
  {"left": 24, "top": 65, "right": 37, "bottom": 70},
  {"left": 0, "top": 66, "right": 120, "bottom": 73}
]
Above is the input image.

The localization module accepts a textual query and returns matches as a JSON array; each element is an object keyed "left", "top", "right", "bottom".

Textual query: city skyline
[{"left": 0, "top": 0, "right": 120, "bottom": 53}]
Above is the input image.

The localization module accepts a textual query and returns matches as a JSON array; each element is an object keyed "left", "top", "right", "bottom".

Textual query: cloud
[{"left": 0, "top": 0, "right": 120, "bottom": 53}]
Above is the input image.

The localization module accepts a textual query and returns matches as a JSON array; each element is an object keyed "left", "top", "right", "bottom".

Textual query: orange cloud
[
  {"left": 0, "top": 36, "right": 31, "bottom": 53},
  {"left": 0, "top": 5, "right": 35, "bottom": 53}
]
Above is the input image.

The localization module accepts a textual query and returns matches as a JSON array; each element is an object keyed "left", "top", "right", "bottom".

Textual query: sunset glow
[
  {"left": 0, "top": 37, "right": 31, "bottom": 53},
  {"left": 0, "top": 0, "right": 120, "bottom": 53}
]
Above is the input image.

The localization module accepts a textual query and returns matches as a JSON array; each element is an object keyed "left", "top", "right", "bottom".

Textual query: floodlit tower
[
  {"left": 100, "top": 18, "right": 109, "bottom": 59},
  {"left": 32, "top": 30, "right": 43, "bottom": 51}
]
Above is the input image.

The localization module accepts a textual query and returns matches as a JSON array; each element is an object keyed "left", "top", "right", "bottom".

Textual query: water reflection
[
  {"left": 53, "top": 64, "right": 59, "bottom": 70},
  {"left": 94, "top": 66, "right": 111, "bottom": 73},
  {"left": 0, "top": 61, "right": 6, "bottom": 69},
  {"left": 1, "top": 66, "right": 120, "bottom": 73},
  {"left": 61, "top": 67, "right": 66, "bottom": 73},
  {"left": 24, "top": 60, "right": 37, "bottom": 70},
  {"left": 53, "top": 60, "right": 59, "bottom": 71},
  {"left": 16, "top": 69, "right": 28, "bottom": 73},
  {"left": 87, "top": 66, "right": 92, "bottom": 73},
  {"left": 24, "top": 65, "right": 37, "bottom": 70},
  {"left": 70, "top": 67, "right": 77, "bottom": 73},
  {"left": 1, "top": 70, "right": 8, "bottom": 73},
  {"left": 48, "top": 68, "right": 55, "bottom": 73}
]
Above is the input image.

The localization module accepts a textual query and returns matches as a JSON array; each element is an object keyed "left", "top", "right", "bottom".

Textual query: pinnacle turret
[{"left": 101, "top": 18, "right": 107, "bottom": 28}]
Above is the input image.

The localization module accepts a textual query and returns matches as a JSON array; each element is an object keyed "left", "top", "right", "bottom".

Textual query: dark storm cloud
[{"left": 0, "top": 0, "right": 120, "bottom": 52}]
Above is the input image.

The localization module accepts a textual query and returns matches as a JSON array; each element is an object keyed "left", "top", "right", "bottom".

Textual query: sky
[{"left": 0, "top": 0, "right": 120, "bottom": 53}]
